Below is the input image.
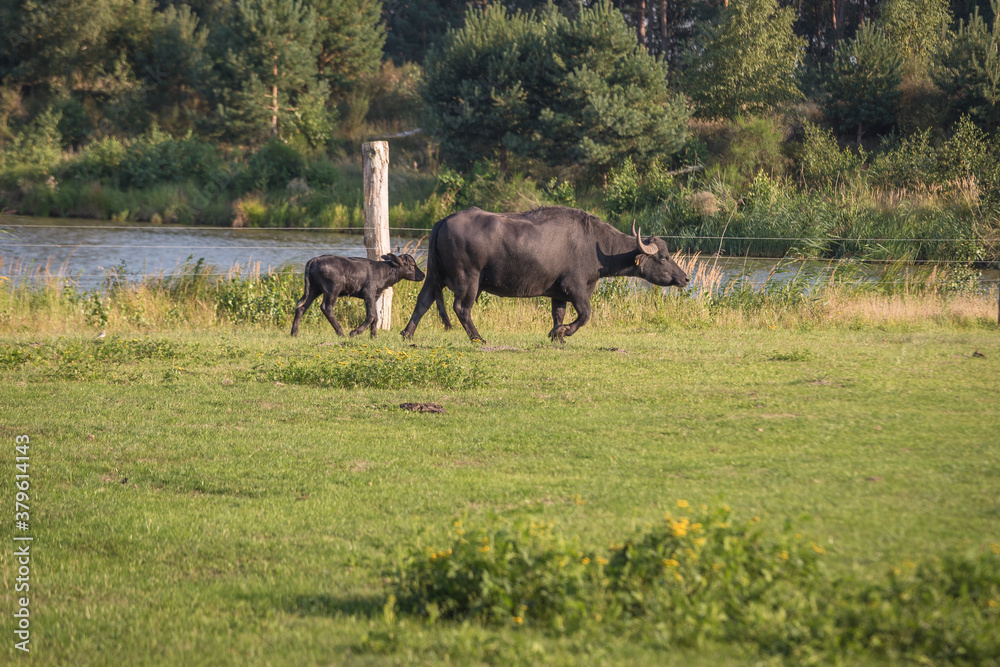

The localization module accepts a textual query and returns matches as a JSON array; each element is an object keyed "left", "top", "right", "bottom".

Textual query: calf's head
[
  {"left": 382, "top": 253, "right": 426, "bottom": 282},
  {"left": 632, "top": 222, "right": 688, "bottom": 288}
]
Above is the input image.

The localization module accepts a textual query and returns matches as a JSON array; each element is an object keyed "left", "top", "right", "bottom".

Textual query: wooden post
[{"left": 362, "top": 141, "right": 391, "bottom": 331}]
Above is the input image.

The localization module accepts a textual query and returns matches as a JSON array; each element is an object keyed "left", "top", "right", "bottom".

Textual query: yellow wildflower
[
  {"left": 512, "top": 616, "right": 523, "bottom": 625},
  {"left": 479, "top": 545, "right": 490, "bottom": 553},
  {"left": 812, "top": 544, "right": 826, "bottom": 554},
  {"left": 662, "top": 558, "right": 679, "bottom": 568},
  {"left": 581, "top": 557, "right": 591, "bottom": 565},
  {"left": 778, "top": 551, "right": 790, "bottom": 560},
  {"left": 676, "top": 499, "right": 689, "bottom": 508},
  {"left": 596, "top": 557, "right": 609, "bottom": 566}
]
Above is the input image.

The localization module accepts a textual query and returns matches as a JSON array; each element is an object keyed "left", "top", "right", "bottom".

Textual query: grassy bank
[
  {"left": 1, "top": 250, "right": 996, "bottom": 336},
  {"left": 1, "top": 268, "right": 998, "bottom": 664}
]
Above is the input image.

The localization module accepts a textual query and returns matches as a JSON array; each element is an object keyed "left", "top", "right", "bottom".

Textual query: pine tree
[
  {"left": 422, "top": 1, "right": 689, "bottom": 178},
  {"left": 823, "top": 20, "right": 904, "bottom": 142},
  {"left": 421, "top": 3, "right": 548, "bottom": 170},
  {"left": 682, "top": 0, "right": 805, "bottom": 120},
  {"left": 313, "top": 0, "right": 386, "bottom": 96},
  {"left": 132, "top": 4, "right": 212, "bottom": 135},
  {"left": 536, "top": 1, "right": 689, "bottom": 176},
  {"left": 880, "top": 0, "right": 951, "bottom": 78},
  {"left": 933, "top": 1, "right": 1000, "bottom": 131},
  {"left": 211, "top": 0, "right": 331, "bottom": 144}
]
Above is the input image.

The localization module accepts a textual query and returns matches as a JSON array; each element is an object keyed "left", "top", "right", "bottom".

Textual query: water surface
[{"left": 2, "top": 215, "right": 996, "bottom": 292}]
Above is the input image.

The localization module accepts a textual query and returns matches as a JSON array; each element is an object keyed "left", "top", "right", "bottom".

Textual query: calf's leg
[
  {"left": 351, "top": 293, "right": 379, "bottom": 338},
  {"left": 290, "top": 281, "right": 322, "bottom": 336},
  {"left": 319, "top": 293, "right": 346, "bottom": 336}
]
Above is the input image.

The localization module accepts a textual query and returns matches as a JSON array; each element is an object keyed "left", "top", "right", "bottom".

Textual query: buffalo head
[
  {"left": 632, "top": 222, "right": 688, "bottom": 288},
  {"left": 382, "top": 253, "right": 425, "bottom": 282}
]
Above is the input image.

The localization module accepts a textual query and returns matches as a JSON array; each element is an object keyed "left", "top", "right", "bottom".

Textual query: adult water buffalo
[{"left": 400, "top": 206, "right": 688, "bottom": 343}]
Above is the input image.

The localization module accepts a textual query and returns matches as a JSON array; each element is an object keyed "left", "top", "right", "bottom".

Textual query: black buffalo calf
[{"left": 291, "top": 253, "right": 424, "bottom": 338}]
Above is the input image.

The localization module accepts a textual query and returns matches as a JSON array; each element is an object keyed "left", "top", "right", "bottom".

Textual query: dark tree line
[{"left": 2, "top": 0, "right": 999, "bottom": 175}]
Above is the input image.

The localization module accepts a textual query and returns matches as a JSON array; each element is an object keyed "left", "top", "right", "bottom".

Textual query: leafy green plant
[
  {"left": 259, "top": 345, "right": 483, "bottom": 390},
  {"left": 394, "top": 518, "right": 600, "bottom": 628},
  {"left": 868, "top": 130, "right": 940, "bottom": 188},
  {"left": 215, "top": 269, "right": 299, "bottom": 324},
  {"left": 390, "top": 506, "right": 1000, "bottom": 661},
  {"left": 240, "top": 140, "right": 307, "bottom": 191},
  {"left": 798, "top": 122, "right": 865, "bottom": 188},
  {"left": 604, "top": 157, "right": 677, "bottom": 218}
]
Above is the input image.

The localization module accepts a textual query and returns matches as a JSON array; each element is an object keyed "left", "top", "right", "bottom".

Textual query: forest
[{"left": 1, "top": 0, "right": 999, "bottom": 262}]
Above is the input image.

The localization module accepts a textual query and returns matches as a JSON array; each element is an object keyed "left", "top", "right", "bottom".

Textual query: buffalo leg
[
  {"left": 550, "top": 295, "right": 591, "bottom": 341},
  {"left": 351, "top": 294, "right": 379, "bottom": 338},
  {"left": 435, "top": 292, "right": 453, "bottom": 330},
  {"left": 549, "top": 299, "right": 568, "bottom": 339},
  {"left": 452, "top": 282, "right": 486, "bottom": 344},
  {"left": 290, "top": 288, "right": 322, "bottom": 336},
  {"left": 401, "top": 280, "right": 439, "bottom": 339},
  {"left": 319, "top": 294, "right": 345, "bottom": 336}
]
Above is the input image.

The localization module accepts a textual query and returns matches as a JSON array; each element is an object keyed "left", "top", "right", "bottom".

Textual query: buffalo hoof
[{"left": 548, "top": 325, "right": 569, "bottom": 343}]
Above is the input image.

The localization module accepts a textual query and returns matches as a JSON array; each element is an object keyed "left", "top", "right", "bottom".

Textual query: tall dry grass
[{"left": 1, "top": 253, "right": 996, "bottom": 337}]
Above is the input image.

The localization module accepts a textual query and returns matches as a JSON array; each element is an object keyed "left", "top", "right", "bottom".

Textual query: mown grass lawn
[{"left": 1, "top": 321, "right": 998, "bottom": 665}]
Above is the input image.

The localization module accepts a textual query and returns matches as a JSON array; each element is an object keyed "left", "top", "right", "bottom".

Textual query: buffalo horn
[{"left": 632, "top": 220, "right": 657, "bottom": 255}]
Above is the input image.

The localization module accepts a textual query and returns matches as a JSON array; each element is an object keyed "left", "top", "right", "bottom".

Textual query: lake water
[
  {"left": 0, "top": 215, "right": 411, "bottom": 289},
  {"left": 2, "top": 214, "right": 997, "bottom": 292}
]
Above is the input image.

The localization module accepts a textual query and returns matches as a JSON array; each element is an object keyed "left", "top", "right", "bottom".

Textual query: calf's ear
[{"left": 381, "top": 253, "right": 402, "bottom": 266}]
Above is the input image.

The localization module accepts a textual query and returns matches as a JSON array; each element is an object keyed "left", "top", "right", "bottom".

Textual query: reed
[{"left": 2, "top": 253, "right": 994, "bottom": 336}]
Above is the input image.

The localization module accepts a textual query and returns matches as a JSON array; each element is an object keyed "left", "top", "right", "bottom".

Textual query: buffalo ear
[{"left": 382, "top": 253, "right": 402, "bottom": 266}]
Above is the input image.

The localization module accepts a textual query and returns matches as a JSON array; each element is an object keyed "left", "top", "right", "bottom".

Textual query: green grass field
[{"left": 1, "top": 287, "right": 999, "bottom": 664}]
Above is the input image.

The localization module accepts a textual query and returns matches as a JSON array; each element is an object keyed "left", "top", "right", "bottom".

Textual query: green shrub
[
  {"left": 434, "top": 160, "right": 546, "bottom": 212},
  {"left": 605, "top": 503, "right": 825, "bottom": 647},
  {"left": 868, "top": 130, "right": 940, "bottom": 189},
  {"left": 798, "top": 122, "right": 865, "bottom": 187},
  {"left": 304, "top": 157, "right": 340, "bottom": 188},
  {"left": 260, "top": 346, "right": 484, "bottom": 390},
  {"left": 727, "top": 115, "right": 788, "bottom": 182},
  {"left": 394, "top": 517, "right": 601, "bottom": 628},
  {"left": 390, "top": 505, "right": 1000, "bottom": 661},
  {"left": 604, "top": 157, "right": 677, "bottom": 218},
  {"left": 240, "top": 140, "right": 307, "bottom": 191},
  {"left": 59, "top": 127, "right": 223, "bottom": 189},
  {"left": 215, "top": 269, "right": 299, "bottom": 324},
  {"left": 0, "top": 335, "right": 189, "bottom": 382},
  {"left": 0, "top": 109, "right": 63, "bottom": 170}
]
